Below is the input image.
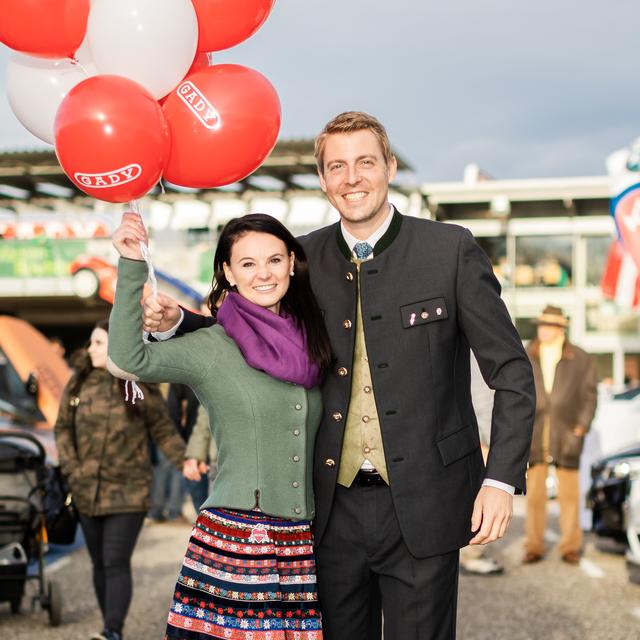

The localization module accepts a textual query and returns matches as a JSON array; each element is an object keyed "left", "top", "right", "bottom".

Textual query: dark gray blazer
[
  {"left": 181, "top": 209, "right": 535, "bottom": 557},
  {"left": 299, "top": 210, "right": 535, "bottom": 557}
]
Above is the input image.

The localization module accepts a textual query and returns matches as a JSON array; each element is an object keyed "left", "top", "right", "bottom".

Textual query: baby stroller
[{"left": 0, "top": 430, "right": 62, "bottom": 625}]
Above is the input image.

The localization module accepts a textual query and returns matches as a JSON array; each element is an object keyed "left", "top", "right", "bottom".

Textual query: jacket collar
[
  {"left": 336, "top": 206, "right": 403, "bottom": 261},
  {"left": 528, "top": 338, "right": 575, "bottom": 362}
]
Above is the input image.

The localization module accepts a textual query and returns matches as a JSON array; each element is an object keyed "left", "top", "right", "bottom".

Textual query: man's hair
[{"left": 314, "top": 111, "right": 394, "bottom": 174}]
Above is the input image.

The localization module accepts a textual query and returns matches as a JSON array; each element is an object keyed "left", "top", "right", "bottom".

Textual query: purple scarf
[{"left": 216, "top": 291, "right": 322, "bottom": 389}]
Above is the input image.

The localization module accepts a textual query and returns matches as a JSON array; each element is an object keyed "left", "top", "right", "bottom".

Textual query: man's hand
[
  {"left": 112, "top": 212, "right": 148, "bottom": 260},
  {"left": 142, "top": 292, "right": 181, "bottom": 333},
  {"left": 183, "top": 458, "right": 209, "bottom": 481},
  {"left": 469, "top": 485, "right": 513, "bottom": 545}
]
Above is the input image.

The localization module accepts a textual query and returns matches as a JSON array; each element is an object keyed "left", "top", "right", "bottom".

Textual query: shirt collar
[{"left": 340, "top": 203, "right": 395, "bottom": 257}]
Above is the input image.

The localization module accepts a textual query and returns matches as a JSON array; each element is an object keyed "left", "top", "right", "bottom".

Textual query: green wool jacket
[{"left": 108, "top": 258, "right": 323, "bottom": 521}]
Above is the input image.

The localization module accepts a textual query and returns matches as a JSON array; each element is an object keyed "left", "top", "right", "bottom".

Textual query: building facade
[{"left": 423, "top": 166, "right": 638, "bottom": 388}]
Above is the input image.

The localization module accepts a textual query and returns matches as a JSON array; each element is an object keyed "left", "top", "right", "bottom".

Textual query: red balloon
[
  {"left": 162, "top": 64, "right": 281, "bottom": 188},
  {"left": 0, "top": 0, "right": 89, "bottom": 58},
  {"left": 54, "top": 76, "right": 171, "bottom": 203},
  {"left": 187, "top": 52, "right": 212, "bottom": 76},
  {"left": 159, "top": 52, "right": 211, "bottom": 107},
  {"left": 192, "top": 0, "right": 275, "bottom": 52}
]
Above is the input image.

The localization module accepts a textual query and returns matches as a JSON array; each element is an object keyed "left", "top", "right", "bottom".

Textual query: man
[
  {"left": 523, "top": 305, "right": 597, "bottom": 566},
  {"left": 144, "top": 112, "right": 535, "bottom": 639}
]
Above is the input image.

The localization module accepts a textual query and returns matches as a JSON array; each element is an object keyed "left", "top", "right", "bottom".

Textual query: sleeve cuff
[
  {"left": 149, "top": 307, "right": 184, "bottom": 341},
  {"left": 482, "top": 478, "right": 516, "bottom": 495}
]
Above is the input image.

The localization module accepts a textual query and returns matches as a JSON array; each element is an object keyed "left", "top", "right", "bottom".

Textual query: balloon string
[
  {"left": 69, "top": 56, "right": 90, "bottom": 78},
  {"left": 128, "top": 199, "right": 158, "bottom": 299}
]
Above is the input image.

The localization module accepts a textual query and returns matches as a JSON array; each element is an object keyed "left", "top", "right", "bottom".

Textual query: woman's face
[
  {"left": 88, "top": 327, "right": 109, "bottom": 369},
  {"left": 223, "top": 232, "right": 294, "bottom": 314}
]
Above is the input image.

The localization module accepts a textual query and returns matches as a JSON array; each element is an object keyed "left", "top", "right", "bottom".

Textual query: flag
[{"left": 601, "top": 240, "right": 640, "bottom": 309}]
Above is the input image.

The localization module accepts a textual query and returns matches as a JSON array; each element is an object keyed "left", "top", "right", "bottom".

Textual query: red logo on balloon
[
  {"left": 177, "top": 81, "right": 220, "bottom": 130},
  {"left": 74, "top": 164, "right": 143, "bottom": 189}
]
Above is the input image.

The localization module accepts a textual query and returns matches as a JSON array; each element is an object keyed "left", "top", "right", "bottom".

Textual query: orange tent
[{"left": 0, "top": 316, "right": 72, "bottom": 428}]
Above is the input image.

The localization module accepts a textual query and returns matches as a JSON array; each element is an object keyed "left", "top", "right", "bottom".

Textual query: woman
[
  {"left": 54, "top": 319, "right": 186, "bottom": 640},
  {"left": 108, "top": 213, "right": 331, "bottom": 640}
]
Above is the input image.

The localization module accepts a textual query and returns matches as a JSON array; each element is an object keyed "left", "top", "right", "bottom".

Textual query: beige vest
[{"left": 337, "top": 264, "right": 389, "bottom": 486}]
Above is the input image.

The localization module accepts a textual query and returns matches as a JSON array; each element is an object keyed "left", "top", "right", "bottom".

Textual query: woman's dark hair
[
  {"left": 68, "top": 318, "right": 144, "bottom": 416},
  {"left": 207, "top": 214, "right": 332, "bottom": 373}
]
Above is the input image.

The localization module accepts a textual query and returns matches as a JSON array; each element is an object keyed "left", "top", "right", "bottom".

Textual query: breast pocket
[{"left": 400, "top": 297, "right": 448, "bottom": 329}]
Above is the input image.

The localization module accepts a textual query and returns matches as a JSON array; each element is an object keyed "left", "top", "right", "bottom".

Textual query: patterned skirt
[{"left": 165, "top": 507, "right": 323, "bottom": 639}]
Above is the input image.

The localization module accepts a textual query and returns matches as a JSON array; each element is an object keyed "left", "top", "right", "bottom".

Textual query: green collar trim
[{"left": 335, "top": 207, "right": 403, "bottom": 260}]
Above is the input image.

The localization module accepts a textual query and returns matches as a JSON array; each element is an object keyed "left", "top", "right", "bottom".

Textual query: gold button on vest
[{"left": 337, "top": 264, "right": 389, "bottom": 487}]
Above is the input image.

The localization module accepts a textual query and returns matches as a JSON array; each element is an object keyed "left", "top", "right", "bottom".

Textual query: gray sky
[{"left": 0, "top": 0, "right": 638, "bottom": 183}]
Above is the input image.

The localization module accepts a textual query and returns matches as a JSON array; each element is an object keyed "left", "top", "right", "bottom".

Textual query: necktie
[{"left": 353, "top": 241, "right": 373, "bottom": 260}]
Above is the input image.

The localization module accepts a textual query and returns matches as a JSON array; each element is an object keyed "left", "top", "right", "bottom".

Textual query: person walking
[
  {"left": 108, "top": 214, "right": 331, "bottom": 639},
  {"left": 182, "top": 404, "right": 218, "bottom": 511},
  {"left": 523, "top": 305, "right": 598, "bottom": 565},
  {"left": 143, "top": 111, "right": 535, "bottom": 640},
  {"left": 53, "top": 319, "right": 186, "bottom": 640},
  {"left": 149, "top": 383, "right": 199, "bottom": 523}
]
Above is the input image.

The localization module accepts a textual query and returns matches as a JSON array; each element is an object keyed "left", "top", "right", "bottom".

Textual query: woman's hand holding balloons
[{"left": 112, "top": 213, "right": 148, "bottom": 261}]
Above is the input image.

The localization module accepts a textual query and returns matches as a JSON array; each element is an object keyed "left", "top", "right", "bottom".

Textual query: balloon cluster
[{"left": 1, "top": 0, "right": 280, "bottom": 202}]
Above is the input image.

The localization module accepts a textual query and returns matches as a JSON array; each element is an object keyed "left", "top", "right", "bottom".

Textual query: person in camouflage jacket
[{"left": 53, "top": 319, "right": 185, "bottom": 640}]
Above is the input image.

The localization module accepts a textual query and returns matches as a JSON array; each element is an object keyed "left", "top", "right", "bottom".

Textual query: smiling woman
[{"left": 107, "top": 212, "right": 331, "bottom": 639}]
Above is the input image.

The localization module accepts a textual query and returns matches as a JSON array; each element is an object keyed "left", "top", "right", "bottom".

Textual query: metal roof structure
[{"left": 0, "top": 139, "right": 413, "bottom": 207}]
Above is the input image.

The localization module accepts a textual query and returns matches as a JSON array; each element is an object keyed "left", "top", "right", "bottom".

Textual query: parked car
[
  {"left": 587, "top": 444, "right": 640, "bottom": 583},
  {"left": 70, "top": 255, "right": 203, "bottom": 309}
]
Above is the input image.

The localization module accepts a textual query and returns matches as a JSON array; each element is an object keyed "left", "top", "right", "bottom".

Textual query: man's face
[
  {"left": 318, "top": 129, "right": 397, "bottom": 230},
  {"left": 537, "top": 324, "right": 565, "bottom": 343}
]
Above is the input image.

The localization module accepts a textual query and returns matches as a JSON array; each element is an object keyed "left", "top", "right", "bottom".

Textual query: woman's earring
[{"left": 290, "top": 270, "right": 294, "bottom": 277}]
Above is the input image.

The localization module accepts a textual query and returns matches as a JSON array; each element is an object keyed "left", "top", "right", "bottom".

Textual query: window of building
[
  {"left": 593, "top": 353, "right": 614, "bottom": 384},
  {"left": 585, "top": 236, "right": 613, "bottom": 286},
  {"left": 624, "top": 353, "right": 640, "bottom": 387},
  {"left": 476, "top": 236, "right": 509, "bottom": 286},
  {"left": 515, "top": 235, "right": 572, "bottom": 287},
  {"left": 585, "top": 301, "right": 639, "bottom": 334}
]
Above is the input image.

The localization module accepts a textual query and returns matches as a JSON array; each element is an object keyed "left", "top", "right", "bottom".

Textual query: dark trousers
[
  {"left": 79, "top": 512, "right": 145, "bottom": 634},
  {"left": 315, "top": 484, "right": 459, "bottom": 640}
]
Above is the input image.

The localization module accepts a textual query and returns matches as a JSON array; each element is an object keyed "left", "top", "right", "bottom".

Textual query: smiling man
[
  {"left": 144, "top": 111, "right": 535, "bottom": 640},
  {"left": 302, "top": 112, "right": 534, "bottom": 639}
]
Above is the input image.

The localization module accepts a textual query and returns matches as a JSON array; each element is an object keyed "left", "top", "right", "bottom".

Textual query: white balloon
[
  {"left": 6, "top": 53, "right": 96, "bottom": 145},
  {"left": 87, "top": 0, "right": 198, "bottom": 100}
]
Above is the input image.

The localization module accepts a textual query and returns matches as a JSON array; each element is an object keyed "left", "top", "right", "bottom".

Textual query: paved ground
[
  {"left": 1, "top": 498, "right": 639, "bottom": 639},
  {"left": 457, "top": 498, "right": 640, "bottom": 640},
  {"left": 0, "top": 518, "right": 192, "bottom": 639}
]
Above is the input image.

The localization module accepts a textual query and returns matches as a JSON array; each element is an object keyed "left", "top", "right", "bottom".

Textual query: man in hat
[{"left": 523, "top": 305, "right": 597, "bottom": 565}]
